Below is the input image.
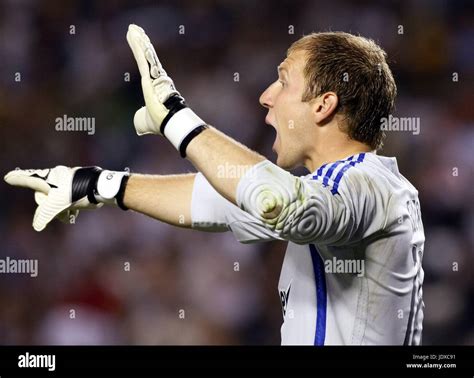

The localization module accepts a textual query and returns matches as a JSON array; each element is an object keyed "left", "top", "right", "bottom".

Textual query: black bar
[{"left": 0, "top": 346, "right": 472, "bottom": 377}]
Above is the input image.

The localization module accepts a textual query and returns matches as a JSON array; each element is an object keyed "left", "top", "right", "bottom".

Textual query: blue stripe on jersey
[
  {"left": 315, "top": 163, "right": 330, "bottom": 178},
  {"left": 321, "top": 155, "right": 357, "bottom": 187},
  {"left": 322, "top": 161, "right": 342, "bottom": 187},
  {"left": 312, "top": 153, "right": 366, "bottom": 195},
  {"left": 309, "top": 244, "right": 327, "bottom": 346},
  {"left": 330, "top": 153, "right": 366, "bottom": 195},
  {"left": 313, "top": 155, "right": 354, "bottom": 182}
]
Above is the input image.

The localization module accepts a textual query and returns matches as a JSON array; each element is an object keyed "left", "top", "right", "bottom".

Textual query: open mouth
[
  {"left": 265, "top": 115, "right": 279, "bottom": 153},
  {"left": 272, "top": 131, "right": 279, "bottom": 153}
]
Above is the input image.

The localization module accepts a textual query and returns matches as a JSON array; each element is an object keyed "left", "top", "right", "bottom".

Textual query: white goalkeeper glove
[
  {"left": 4, "top": 166, "right": 130, "bottom": 232},
  {"left": 127, "top": 24, "right": 208, "bottom": 157}
]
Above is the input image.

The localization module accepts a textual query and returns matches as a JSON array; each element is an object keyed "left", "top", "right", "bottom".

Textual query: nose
[{"left": 259, "top": 84, "right": 274, "bottom": 109}]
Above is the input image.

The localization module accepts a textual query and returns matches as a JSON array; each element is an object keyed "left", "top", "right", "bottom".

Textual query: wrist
[
  {"left": 160, "top": 95, "right": 208, "bottom": 158},
  {"left": 72, "top": 167, "right": 130, "bottom": 210},
  {"left": 95, "top": 170, "right": 130, "bottom": 210}
]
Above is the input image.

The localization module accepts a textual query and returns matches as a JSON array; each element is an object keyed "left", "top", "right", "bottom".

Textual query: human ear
[{"left": 313, "top": 92, "right": 339, "bottom": 125}]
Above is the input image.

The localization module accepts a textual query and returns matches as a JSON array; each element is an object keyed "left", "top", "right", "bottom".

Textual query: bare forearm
[
  {"left": 186, "top": 127, "right": 265, "bottom": 204},
  {"left": 123, "top": 173, "right": 195, "bottom": 227}
]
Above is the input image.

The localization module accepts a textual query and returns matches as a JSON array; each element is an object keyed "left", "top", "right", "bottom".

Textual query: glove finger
[
  {"left": 141, "top": 75, "right": 155, "bottom": 104},
  {"left": 127, "top": 24, "right": 152, "bottom": 79},
  {"left": 34, "top": 191, "right": 48, "bottom": 206},
  {"left": 129, "top": 24, "right": 166, "bottom": 78},
  {"left": 33, "top": 189, "right": 70, "bottom": 232},
  {"left": 140, "top": 77, "right": 169, "bottom": 130},
  {"left": 4, "top": 169, "right": 51, "bottom": 194},
  {"left": 128, "top": 24, "right": 168, "bottom": 80},
  {"left": 144, "top": 42, "right": 165, "bottom": 79},
  {"left": 45, "top": 165, "right": 72, "bottom": 189},
  {"left": 133, "top": 106, "right": 153, "bottom": 136}
]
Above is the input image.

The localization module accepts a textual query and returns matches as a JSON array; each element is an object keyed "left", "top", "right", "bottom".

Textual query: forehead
[{"left": 279, "top": 49, "right": 307, "bottom": 74}]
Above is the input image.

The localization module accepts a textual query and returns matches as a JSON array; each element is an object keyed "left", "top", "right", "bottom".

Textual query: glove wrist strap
[
  {"left": 115, "top": 175, "right": 130, "bottom": 211},
  {"left": 95, "top": 170, "right": 130, "bottom": 210},
  {"left": 158, "top": 95, "right": 208, "bottom": 157},
  {"left": 72, "top": 167, "right": 102, "bottom": 204},
  {"left": 162, "top": 107, "right": 208, "bottom": 157}
]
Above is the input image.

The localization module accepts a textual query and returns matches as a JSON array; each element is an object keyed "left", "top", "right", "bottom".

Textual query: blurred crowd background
[{"left": 0, "top": 0, "right": 472, "bottom": 345}]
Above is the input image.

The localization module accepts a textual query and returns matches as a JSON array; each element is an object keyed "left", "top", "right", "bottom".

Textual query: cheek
[
  {"left": 276, "top": 100, "right": 303, "bottom": 133},
  {"left": 274, "top": 92, "right": 296, "bottom": 128}
]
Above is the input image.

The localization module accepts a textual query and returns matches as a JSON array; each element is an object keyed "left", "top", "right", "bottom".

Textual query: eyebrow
[{"left": 277, "top": 65, "right": 289, "bottom": 77}]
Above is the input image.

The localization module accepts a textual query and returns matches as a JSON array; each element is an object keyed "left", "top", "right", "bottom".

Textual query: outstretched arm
[
  {"left": 123, "top": 173, "right": 195, "bottom": 228},
  {"left": 4, "top": 167, "right": 201, "bottom": 231}
]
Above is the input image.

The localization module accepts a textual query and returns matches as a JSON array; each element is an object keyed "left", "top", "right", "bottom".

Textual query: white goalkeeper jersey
[{"left": 191, "top": 152, "right": 425, "bottom": 345}]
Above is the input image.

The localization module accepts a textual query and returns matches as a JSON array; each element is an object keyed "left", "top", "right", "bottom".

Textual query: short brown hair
[{"left": 288, "top": 32, "right": 396, "bottom": 150}]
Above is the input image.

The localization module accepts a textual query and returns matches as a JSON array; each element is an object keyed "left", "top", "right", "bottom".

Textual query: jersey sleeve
[
  {"left": 191, "top": 172, "right": 284, "bottom": 243},
  {"left": 236, "top": 159, "right": 380, "bottom": 246}
]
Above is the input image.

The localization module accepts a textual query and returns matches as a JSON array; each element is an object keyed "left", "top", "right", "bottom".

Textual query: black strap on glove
[{"left": 72, "top": 167, "right": 130, "bottom": 210}]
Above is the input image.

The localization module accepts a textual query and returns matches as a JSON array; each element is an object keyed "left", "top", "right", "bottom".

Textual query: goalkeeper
[{"left": 4, "top": 25, "right": 425, "bottom": 345}]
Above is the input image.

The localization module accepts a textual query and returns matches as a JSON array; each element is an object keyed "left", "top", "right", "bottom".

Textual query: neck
[{"left": 304, "top": 141, "right": 373, "bottom": 173}]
